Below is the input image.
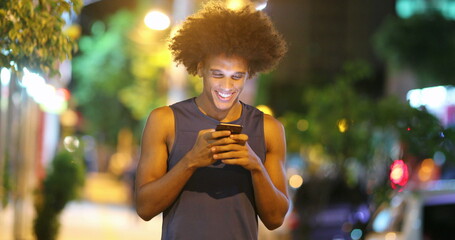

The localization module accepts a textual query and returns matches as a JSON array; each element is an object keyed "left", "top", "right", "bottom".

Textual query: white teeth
[{"left": 218, "top": 92, "right": 232, "bottom": 98}]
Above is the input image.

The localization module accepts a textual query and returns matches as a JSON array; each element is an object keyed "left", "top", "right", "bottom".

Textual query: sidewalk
[
  {"left": 58, "top": 201, "right": 163, "bottom": 240},
  {"left": 0, "top": 173, "right": 163, "bottom": 240},
  {"left": 0, "top": 173, "right": 290, "bottom": 240},
  {"left": 0, "top": 200, "right": 163, "bottom": 240}
]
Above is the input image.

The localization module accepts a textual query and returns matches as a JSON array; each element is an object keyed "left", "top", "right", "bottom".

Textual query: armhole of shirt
[
  {"left": 261, "top": 112, "right": 269, "bottom": 159},
  {"left": 167, "top": 106, "right": 178, "bottom": 164}
]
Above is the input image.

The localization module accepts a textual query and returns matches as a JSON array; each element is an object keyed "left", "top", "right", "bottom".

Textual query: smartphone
[{"left": 215, "top": 123, "right": 243, "bottom": 134}]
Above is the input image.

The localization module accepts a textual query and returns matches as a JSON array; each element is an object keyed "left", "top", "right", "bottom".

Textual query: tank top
[{"left": 162, "top": 98, "right": 266, "bottom": 240}]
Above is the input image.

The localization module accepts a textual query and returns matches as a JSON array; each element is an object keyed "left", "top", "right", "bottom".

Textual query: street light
[
  {"left": 226, "top": 0, "right": 268, "bottom": 11},
  {"left": 144, "top": 10, "right": 171, "bottom": 30}
]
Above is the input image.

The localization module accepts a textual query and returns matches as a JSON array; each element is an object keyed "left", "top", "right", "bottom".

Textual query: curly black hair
[{"left": 169, "top": 1, "right": 287, "bottom": 77}]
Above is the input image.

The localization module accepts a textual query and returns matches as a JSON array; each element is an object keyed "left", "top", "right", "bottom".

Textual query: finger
[
  {"left": 200, "top": 129, "right": 215, "bottom": 138},
  {"left": 229, "top": 134, "right": 248, "bottom": 142},
  {"left": 213, "top": 149, "right": 247, "bottom": 160},
  {"left": 211, "top": 130, "right": 231, "bottom": 139},
  {"left": 210, "top": 136, "right": 238, "bottom": 147},
  {"left": 213, "top": 152, "right": 239, "bottom": 161},
  {"left": 211, "top": 144, "right": 243, "bottom": 154},
  {"left": 221, "top": 158, "right": 243, "bottom": 165}
]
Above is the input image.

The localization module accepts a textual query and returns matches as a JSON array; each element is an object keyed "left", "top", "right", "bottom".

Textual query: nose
[{"left": 220, "top": 77, "right": 233, "bottom": 90}]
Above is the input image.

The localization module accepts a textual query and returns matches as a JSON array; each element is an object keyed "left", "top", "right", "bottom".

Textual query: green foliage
[
  {"left": 282, "top": 60, "right": 452, "bottom": 178},
  {"left": 119, "top": 42, "right": 171, "bottom": 119},
  {"left": 373, "top": 97, "right": 454, "bottom": 160},
  {"left": 74, "top": 14, "right": 133, "bottom": 102},
  {"left": 0, "top": 0, "right": 82, "bottom": 76},
  {"left": 281, "top": 60, "right": 455, "bottom": 205},
  {"left": 33, "top": 150, "right": 85, "bottom": 240},
  {"left": 255, "top": 72, "right": 274, "bottom": 106},
  {"left": 284, "top": 61, "right": 376, "bottom": 165},
  {"left": 73, "top": 10, "right": 171, "bottom": 145},
  {"left": 73, "top": 11, "right": 139, "bottom": 145},
  {"left": 374, "top": 11, "right": 455, "bottom": 86}
]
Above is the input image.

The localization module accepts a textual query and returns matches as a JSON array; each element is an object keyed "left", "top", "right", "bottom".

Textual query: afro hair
[{"left": 169, "top": 1, "right": 287, "bottom": 77}]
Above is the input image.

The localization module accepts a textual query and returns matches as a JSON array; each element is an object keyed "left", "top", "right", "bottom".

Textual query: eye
[
  {"left": 232, "top": 73, "right": 245, "bottom": 80},
  {"left": 211, "top": 70, "right": 224, "bottom": 78}
]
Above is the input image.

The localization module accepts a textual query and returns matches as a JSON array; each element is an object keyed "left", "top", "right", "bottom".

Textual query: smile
[
  {"left": 216, "top": 91, "right": 235, "bottom": 101},
  {"left": 219, "top": 92, "right": 232, "bottom": 98}
]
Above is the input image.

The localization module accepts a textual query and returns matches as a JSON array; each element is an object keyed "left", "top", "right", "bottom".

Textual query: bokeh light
[
  {"left": 256, "top": 105, "right": 274, "bottom": 116},
  {"left": 144, "top": 10, "right": 171, "bottom": 30},
  {"left": 63, "top": 136, "right": 80, "bottom": 152},
  {"left": 351, "top": 228, "right": 363, "bottom": 240},
  {"left": 337, "top": 118, "right": 349, "bottom": 133},
  {"left": 226, "top": 0, "right": 244, "bottom": 10},
  {"left": 390, "top": 159, "right": 409, "bottom": 189},
  {"left": 372, "top": 209, "right": 391, "bottom": 232},
  {"left": 1, "top": 67, "right": 11, "bottom": 86},
  {"left": 255, "top": 2, "right": 267, "bottom": 11},
  {"left": 60, "top": 109, "right": 79, "bottom": 128},
  {"left": 385, "top": 232, "right": 397, "bottom": 240},
  {"left": 297, "top": 119, "right": 309, "bottom": 131},
  {"left": 289, "top": 174, "right": 303, "bottom": 189},
  {"left": 418, "top": 158, "right": 435, "bottom": 182},
  {"left": 433, "top": 151, "right": 446, "bottom": 166}
]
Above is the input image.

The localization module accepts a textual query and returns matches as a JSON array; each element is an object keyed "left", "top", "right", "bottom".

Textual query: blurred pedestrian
[{"left": 135, "top": 2, "right": 288, "bottom": 239}]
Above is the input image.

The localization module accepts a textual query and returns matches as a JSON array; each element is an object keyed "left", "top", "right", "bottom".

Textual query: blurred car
[
  {"left": 291, "top": 177, "right": 370, "bottom": 240},
  {"left": 365, "top": 180, "right": 455, "bottom": 240}
]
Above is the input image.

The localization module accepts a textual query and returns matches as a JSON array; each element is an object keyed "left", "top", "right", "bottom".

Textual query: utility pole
[{"left": 167, "top": 0, "right": 195, "bottom": 104}]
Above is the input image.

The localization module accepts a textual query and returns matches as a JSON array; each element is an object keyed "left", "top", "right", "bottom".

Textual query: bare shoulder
[
  {"left": 263, "top": 114, "right": 285, "bottom": 135},
  {"left": 143, "top": 106, "right": 174, "bottom": 144},
  {"left": 147, "top": 106, "right": 174, "bottom": 128},
  {"left": 148, "top": 106, "right": 173, "bottom": 121}
]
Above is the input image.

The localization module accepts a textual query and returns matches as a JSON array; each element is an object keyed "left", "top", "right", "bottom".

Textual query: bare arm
[
  {"left": 212, "top": 114, "right": 289, "bottom": 229},
  {"left": 135, "top": 106, "right": 193, "bottom": 220},
  {"left": 251, "top": 115, "right": 289, "bottom": 229},
  {"left": 135, "top": 107, "right": 232, "bottom": 221}
]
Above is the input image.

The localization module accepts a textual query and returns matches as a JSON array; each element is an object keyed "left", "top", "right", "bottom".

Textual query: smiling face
[{"left": 196, "top": 54, "right": 249, "bottom": 120}]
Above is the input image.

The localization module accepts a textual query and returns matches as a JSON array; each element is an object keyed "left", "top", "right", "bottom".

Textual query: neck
[{"left": 195, "top": 96, "right": 242, "bottom": 122}]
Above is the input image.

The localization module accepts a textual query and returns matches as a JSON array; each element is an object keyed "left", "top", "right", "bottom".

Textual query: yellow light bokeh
[
  {"left": 144, "top": 10, "right": 171, "bottom": 30},
  {"left": 385, "top": 232, "right": 397, "bottom": 240},
  {"left": 226, "top": 0, "right": 245, "bottom": 10},
  {"left": 418, "top": 158, "right": 435, "bottom": 182},
  {"left": 256, "top": 105, "right": 274, "bottom": 116},
  {"left": 289, "top": 174, "right": 303, "bottom": 189},
  {"left": 337, "top": 118, "right": 349, "bottom": 133},
  {"left": 60, "top": 109, "right": 78, "bottom": 127},
  {"left": 297, "top": 119, "right": 309, "bottom": 131}
]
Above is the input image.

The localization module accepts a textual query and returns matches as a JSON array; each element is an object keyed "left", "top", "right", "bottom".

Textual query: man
[{"left": 135, "top": 2, "right": 288, "bottom": 239}]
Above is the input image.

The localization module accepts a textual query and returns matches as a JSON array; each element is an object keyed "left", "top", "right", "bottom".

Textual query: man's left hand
[{"left": 211, "top": 134, "right": 262, "bottom": 171}]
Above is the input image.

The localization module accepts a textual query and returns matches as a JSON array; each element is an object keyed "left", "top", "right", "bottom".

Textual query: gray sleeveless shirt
[{"left": 162, "top": 98, "right": 266, "bottom": 240}]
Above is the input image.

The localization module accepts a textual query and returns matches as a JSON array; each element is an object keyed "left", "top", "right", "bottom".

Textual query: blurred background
[{"left": 1, "top": 0, "right": 455, "bottom": 239}]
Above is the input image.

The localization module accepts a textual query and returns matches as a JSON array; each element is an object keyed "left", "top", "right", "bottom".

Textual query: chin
[{"left": 212, "top": 93, "right": 238, "bottom": 110}]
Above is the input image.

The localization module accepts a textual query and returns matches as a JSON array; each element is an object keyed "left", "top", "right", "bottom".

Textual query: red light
[
  {"left": 390, "top": 159, "right": 409, "bottom": 189},
  {"left": 56, "top": 88, "right": 71, "bottom": 101}
]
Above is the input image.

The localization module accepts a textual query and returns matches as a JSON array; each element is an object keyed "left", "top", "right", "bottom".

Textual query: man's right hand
[{"left": 184, "top": 129, "right": 233, "bottom": 169}]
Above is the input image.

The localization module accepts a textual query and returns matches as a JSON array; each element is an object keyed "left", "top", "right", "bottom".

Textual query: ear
[{"left": 197, "top": 62, "right": 203, "bottom": 77}]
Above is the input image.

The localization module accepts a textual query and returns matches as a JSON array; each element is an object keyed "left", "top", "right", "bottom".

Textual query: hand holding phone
[{"left": 215, "top": 123, "right": 243, "bottom": 134}]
